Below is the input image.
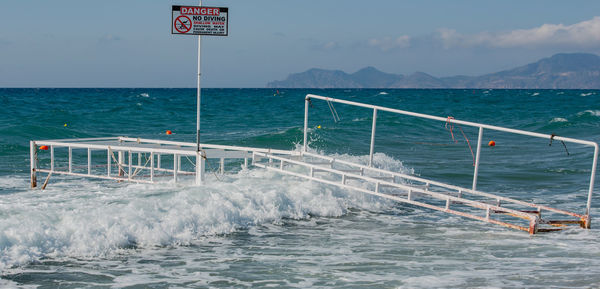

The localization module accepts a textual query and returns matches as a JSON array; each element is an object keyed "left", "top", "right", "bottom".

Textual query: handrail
[{"left": 303, "top": 94, "right": 598, "bottom": 218}]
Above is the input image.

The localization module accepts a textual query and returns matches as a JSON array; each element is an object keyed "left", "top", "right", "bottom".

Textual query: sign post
[{"left": 172, "top": 3, "right": 228, "bottom": 184}]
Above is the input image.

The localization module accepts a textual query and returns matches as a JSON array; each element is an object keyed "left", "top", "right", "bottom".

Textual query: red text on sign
[{"left": 180, "top": 7, "right": 220, "bottom": 15}]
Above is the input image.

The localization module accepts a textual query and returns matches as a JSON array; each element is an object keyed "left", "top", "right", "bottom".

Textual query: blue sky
[{"left": 1, "top": 0, "right": 599, "bottom": 87}]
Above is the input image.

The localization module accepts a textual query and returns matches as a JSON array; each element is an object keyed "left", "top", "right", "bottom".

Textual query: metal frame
[
  {"left": 303, "top": 94, "right": 598, "bottom": 217},
  {"left": 27, "top": 94, "right": 597, "bottom": 234},
  {"left": 30, "top": 136, "right": 299, "bottom": 187},
  {"left": 295, "top": 94, "right": 597, "bottom": 233}
]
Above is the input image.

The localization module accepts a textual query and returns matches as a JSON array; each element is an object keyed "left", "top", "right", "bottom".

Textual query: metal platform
[{"left": 29, "top": 94, "right": 598, "bottom": 235}]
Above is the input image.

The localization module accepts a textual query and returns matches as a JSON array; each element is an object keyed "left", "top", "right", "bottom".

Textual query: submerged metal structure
[{"left": 30, "top": 94, "right": 598, "bottom": 234}]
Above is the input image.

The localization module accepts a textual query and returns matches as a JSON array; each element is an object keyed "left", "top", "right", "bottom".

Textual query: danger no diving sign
[{"left": 172, "top": 6, "right": 228, "bottom": 36}]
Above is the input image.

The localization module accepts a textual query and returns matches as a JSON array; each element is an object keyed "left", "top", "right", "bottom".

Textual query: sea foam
[{"left": 0, "top": 153, "right": 403, "bottom": 269}]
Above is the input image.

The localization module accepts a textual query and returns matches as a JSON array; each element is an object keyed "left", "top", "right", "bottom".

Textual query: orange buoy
[
  {"left": 39, "top": 145, "right": 49, "bottom": 150},
  {"left": 488, "top": 140, "right": 496, "bottom": 147},
  {"left": 166, "top": 130, "right": 172, "bottom": 135}
]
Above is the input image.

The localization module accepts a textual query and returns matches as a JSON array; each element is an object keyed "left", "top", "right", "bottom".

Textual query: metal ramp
[
  {"left": 253, "top": 150, "right": 588, "bottom": 234},
  {"left": 252, "top": 94, "right": 597, "bottom": 235}
]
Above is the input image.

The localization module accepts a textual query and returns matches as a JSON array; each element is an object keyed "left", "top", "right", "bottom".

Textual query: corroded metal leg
[
  {"left": 529, "top": 216, "right": 539, "bottom": 235},
  {"left": 583, "top": 215, "right": 591, "bottom": 229}
]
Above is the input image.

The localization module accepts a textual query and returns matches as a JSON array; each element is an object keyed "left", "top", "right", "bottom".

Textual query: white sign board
[{"left": 172, "top": 6, "right": 228, "bottom": 36}]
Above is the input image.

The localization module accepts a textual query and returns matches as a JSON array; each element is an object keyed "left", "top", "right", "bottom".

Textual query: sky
[{"left": 1, "top": 0, "right": 599, "bottom": 88}]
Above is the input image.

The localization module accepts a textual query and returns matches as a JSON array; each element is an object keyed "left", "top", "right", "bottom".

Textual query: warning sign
[{"left": 172, "top": 6, "right": 228, "bottom": 36}]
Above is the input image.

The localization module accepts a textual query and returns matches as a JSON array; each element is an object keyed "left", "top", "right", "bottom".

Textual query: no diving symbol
[{"left": 174, "top": 15, "right": 192, "bottom": 33}]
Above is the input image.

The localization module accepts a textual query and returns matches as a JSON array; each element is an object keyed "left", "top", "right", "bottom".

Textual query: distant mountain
[{"left": 267, "top": 53, "right": 600, "bottom": 89}]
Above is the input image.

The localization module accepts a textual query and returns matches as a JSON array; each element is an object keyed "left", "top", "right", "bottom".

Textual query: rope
[
  {"left": 327, "top": 100, "right": 341, "bottom": 122},
  {"left": 185, "top": 150, "right": 222, "bottom": 181},
  {"left": 445, "top": 117, "right": 475, "bottom": 165},
  {"left": 549, "top": 133, "right": 570, "bottom": 156},
  {"left": 108, "top": 147, "right": 130, "bottom": 178},
  {"left": 131, "top": 153, "right": 152, "bottom": 178}
]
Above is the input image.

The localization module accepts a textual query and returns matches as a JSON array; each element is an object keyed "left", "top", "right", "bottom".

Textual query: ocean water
[{"left": 0, "top": 88, "right": 599, "bottom": 288}]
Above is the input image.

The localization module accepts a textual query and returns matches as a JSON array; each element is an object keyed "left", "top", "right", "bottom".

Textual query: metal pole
[
  {"left": 195, "top": 151, "right": 204, "bottom": 184},
  {"left": 369, "top": 109, "right": 377, "bottom": 167},
  {"left": 50, "top": 145, "right": 54, "bottom": 172},
  {"left": 87, "top": 148, "right": 91, "bottom": 175},
  {"left": 196, "top": 0, "right": 202, "bottom": 153},
  {"left": 30, "top": 141, "right": 37, "bottom": 188},
  {"left": 303, "top": 97, "right": 309, "bottom": 152},
  {"left": 68, "top": 146, "right": 72, "bottom": 173},
  {"left": 472, "top": 127, "right": 484, "bottom": 191},
  {"left": 585, "top": 143, "right": 598, "bottom": 217},
  {"left": 150, "top": 152, "right": 155, "bottom": 182},
  {"left": 174, "top": 153, "right": 178, "bottom": 182}
]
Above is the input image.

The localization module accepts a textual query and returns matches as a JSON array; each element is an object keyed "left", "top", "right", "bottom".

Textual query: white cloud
[
  {"left": 368, "top": 35, "right": 411, "bottom": 51},
  {"left": 437, "top": 16, "right": 600, "bottom": 48}
]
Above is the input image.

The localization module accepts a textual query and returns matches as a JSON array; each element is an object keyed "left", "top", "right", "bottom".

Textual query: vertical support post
[
  {"left": 177, "top": 155, "right": 182, "bottom": 173},
  {"left": 472, "top": 127, "right": 484, "bottom": 191},
  {"left": 196, "top": 0, "right": 203, "bottom": 154},
  {"left": 529, "top": 216, "right": 539, "bottom": 235},
  {"left": 244, "top": 157, "right": 248, "bottom": 169},
  {"left": 369, "top": 108, "right": 378, "bottom": 167},
  {"left": 128, "top": 150, "right": 132, "bottom": 180},
  {"left": 30, "top": 141, "right": 37, "bottom": 188},
  {"left": 303, "top": 96, "right": 309, "bottom": 153},
  {"left": 150, "top": 152, "right": 155, "bottom": 182},
  {"left": 173, "top": 154, "right": 178, "bottom": 182},
  {"left": 107, "top": 147, "right": 111, "bottom": 177},
  {"left": 585, "top": 143, "right": 598, "bottom": 222},
  {"left": 118, "top": 151, "right": 124, "bottom": 176},
  {"left": 87, "top": 148, "right": 91, "bottom": 175},
  {"left": 195, "top": 151, "right": 205, "bottom": 185},
  {"left": 50, "top": 145, "right": 54, "bottom": 171},
  {"left": 138, "top": 152, "right": 141, "bottom": 167},
  {"left": 68, "top": 146, "right": 72, "bottom": 173},
  {"left": 220, "top": 158, "right": 225, "bottom": 174},
  {"left": 157, "top": 154, "right": 161, "bottom": 169}
]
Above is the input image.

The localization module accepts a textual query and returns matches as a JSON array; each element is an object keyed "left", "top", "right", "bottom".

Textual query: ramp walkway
[{"left": 253, "top": 94, "right": 597, "bottom": 234}]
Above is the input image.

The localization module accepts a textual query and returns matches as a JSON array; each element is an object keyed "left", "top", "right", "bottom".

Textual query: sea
[{"left": 0, "top": 88, "right": 599, "bottom": 288}]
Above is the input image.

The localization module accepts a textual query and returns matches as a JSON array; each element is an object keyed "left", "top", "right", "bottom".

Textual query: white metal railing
[
  {"left": 30, "top": 136, "right": 300, "bottom": 187},
  {"left": 303, "top": 94, "right": 598, "bottom": 218}
]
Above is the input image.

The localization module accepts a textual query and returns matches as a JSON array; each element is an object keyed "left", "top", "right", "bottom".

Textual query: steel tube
[
  {"left": 304, "top": 97, "right": 309, "bottom": 152},
  {"left": 87, "top": 148, "right": 91, "bottom": 175},
  {"left": 128, "top": 150, "right": 132, "bottom": 180},
  {"left": 369, "top": 109, "right": 377, "bottom": 167},
  {"left": 107, "top": 148, "right": 111, "bottom": 177},
  {"left": 305, "top": 94, "right": 596, "bottom": 147},
  {"left": 150, "top": 152, "right": 154, "bottom": 182},
  {"left": 50, "top": 145, "right": 54, "bottom": 171},
  {"left": 174, "top": 154, "right": 178, "bottom": 182},
  {"left": 68, "top": 146, "right": 72, "bottom": 173},
  {"left": 586, "top": 143, "right": 599, "bottom": 216},
  {"left": 472, "top": 127, "right": 484, "bottom": 191},
  {"left": 30, "top": 141, "right": 37, "bottom": 188}
]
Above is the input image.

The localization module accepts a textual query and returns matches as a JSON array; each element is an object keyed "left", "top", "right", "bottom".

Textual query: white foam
[
  {"left": 0, "top": 152, "right": 406, "bottom": 269},
  {"left": 532, "top": 92, "right": 540, "bottom": 96},
  {"left": 577, "top": 110, "right": 600, "bottom": 117},
  {"left": 550, "top": 117, "right": 568, "bottom": 123},
  {"left": 139, "top": 93, "right": 149, "bottom": 97},
  {"left": 580, "top": 92, "right": 593, "bottom": 96}
]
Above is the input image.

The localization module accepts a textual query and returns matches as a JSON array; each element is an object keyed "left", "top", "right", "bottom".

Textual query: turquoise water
[{"left": 0, "top": 88, "right": 599, "bottom": 288}]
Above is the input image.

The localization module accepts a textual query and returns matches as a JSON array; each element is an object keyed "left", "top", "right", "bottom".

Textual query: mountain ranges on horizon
[{"left": 266, "top": 53, "right": 600, "bottom": 89}]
